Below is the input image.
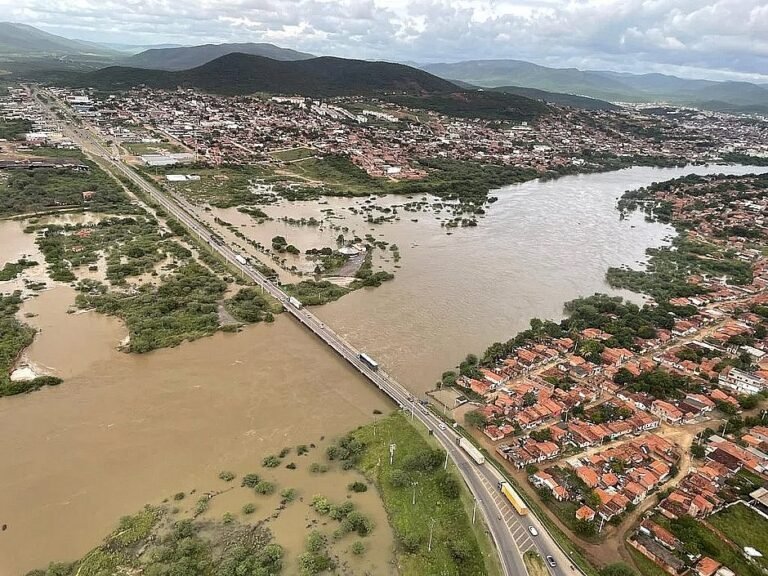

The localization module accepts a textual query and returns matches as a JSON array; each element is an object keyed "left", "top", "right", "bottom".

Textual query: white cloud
[{"left": 3, "top": 0, "right": 767, "bottom": 81}]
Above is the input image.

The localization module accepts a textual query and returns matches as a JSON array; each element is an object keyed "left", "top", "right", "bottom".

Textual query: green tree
[{"left": 465, "top": 409, "right": 487, "bottom": 428}]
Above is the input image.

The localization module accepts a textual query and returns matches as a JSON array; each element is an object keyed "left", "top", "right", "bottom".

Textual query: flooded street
[{"left": 0, "top": 163, "right": 763, "bottom": 573}]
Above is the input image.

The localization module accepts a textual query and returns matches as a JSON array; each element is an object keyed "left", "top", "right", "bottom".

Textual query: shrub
[
  {"left": 254, "top": 481, "right": 275, "bottom": 495},
  {"left": 329, "top": 501, "right": 355, "bottom": 521},
  {"left": 194, "top": 497, "right": 209, "bottom": 515},
  {"left": 399, "top": 533, "right": 421, "bottom": 553},
  {"left": 306, "top": 530, "right": 326, "bottom": 553},
  {"left": 241, "top": 473, "right": 260, "bottom": 488},
  {"left": 351, "top": 541, "right": 366, "bottom": 555},
  {"left": 436, "top": 471, "right": 461, "bottom": 499},
  {"left": 389, "top": 469, "right": 411, "bottom": 488},
  {"left": 262, "top": 455, "right": 281, "bottom": 468},
  {"left": 339, "top": 511, "right": 374, "bottom": 537},
  {"left": 218, "top": 470, "right": 236, "bottom": 482},
  {"left": 311, "top": 495, "right": 331, "bottom": 515},
  {"left": 280, "top": 488, "right": 298, "bottom": 502},
  {"left": 172, "top": 492, "right": 185, "bottom": 501},
  {"left": 348, "top": 481, "right": 368, "bottom": 493},
  {"left": 242, "top": 503, "right": 256, "bottom": 515}
]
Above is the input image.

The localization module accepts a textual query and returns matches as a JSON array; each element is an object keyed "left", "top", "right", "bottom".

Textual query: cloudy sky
[{"left": 5, "top": 0, "right": 768, "bottom": 82}]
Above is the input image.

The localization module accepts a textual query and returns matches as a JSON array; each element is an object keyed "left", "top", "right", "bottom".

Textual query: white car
[
  {"left": 528, "top": 526, "right": 538, "bottom": 536},
  {"left": 439, "top": 423, "right": 446, "bottom": 430}
]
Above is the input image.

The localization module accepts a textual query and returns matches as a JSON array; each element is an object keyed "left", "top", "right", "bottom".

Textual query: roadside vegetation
[
  {"left": 224, "top": 287, "right": 280, "bottom": 323},
  {"left": 326, "top": 412, "right": 498, "bottom": 576}
]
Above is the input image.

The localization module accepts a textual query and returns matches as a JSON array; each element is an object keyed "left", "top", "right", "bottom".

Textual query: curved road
[{"left": 38, "top": 87, "right": 584, "bottom": 576}]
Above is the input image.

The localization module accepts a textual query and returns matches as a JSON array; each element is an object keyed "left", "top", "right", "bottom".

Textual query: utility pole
[
  {"left": 427, "top": 518, "right": 436, "bottom": 552},
  {"left": 472, "top": 498, "right": 478, "bottom": 524},
  {"left": 412, "top": 481, "right": 418, "bottom": 506},
  {"left": 444, "top": 449, "right": 449, "bottom": 470},
  {"left": 389, "top": 443, "right": 396, "bottom": 466}
]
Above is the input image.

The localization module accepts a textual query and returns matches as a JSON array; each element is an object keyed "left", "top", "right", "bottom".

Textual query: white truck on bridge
[
  {"left": 288, "top": 296, "right": 303, "bottom": 309},
  {"left": 456, "top": 437, "right": 485, "bottom": 465}
]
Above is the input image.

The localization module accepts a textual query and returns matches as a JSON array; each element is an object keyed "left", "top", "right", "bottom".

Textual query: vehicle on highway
[
  {"left": 546, "top": 555, "right": 557, "bottom": 567},
  {"left": 439, "top": 423, "right": 446, "bottom": 430},
  {"left": 359, "top": 352, "right": 379, "bottom": 371},
  {"left": 456, "top": 437, "right": 485, "bottom": 465},
  {"left": 288, "top": 296, "right": 303, "bottom": 309},
  {"left": 528, "top": 526, "right": 538, "bottom": 536},
  {"left": 498, "top": 481, "right": 529, "bottom": 515}
]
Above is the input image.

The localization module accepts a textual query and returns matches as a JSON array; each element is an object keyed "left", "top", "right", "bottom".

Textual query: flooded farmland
[{"left": 0, "top": 163, "right": 764, "bottom": 573}]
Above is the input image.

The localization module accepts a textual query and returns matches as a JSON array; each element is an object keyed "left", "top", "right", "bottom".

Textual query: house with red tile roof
[
  {"left": 480, "top": 367, "right": 509, "bottom": 388},
  {"left": 651, "top": 400, "right": 683, "bottom": 424},
  {"left": 695, "top": 557, "right": 722, "bottom": 576},
  {"left": 575, "top": 505, "right": 595, "bottom": 521},
  {"left": 576, "top": 466, "right": 599, "bottom": 488}
]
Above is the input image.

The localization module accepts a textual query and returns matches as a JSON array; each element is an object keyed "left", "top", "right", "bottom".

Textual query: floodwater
[
  {"left": 311, "top": 165, "right": 765, "bottom": 394},
  {"left": 0, "top": 163, "right": 763, "bottom": 573},
  {"left": 0, "top": 285, "right": 392, "bottom": 574}
]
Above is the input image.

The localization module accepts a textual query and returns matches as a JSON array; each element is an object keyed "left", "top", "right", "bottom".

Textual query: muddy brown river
[{"left": 0, "top": 163, "right": 763, "bottom": 573}]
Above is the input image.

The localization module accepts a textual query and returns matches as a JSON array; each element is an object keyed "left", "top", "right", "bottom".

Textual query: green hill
[
  {"left": 490, "top": 86, "right": 617, "bottom": 111},
  {"left": 388, "top": 90, "right": 550, "bottom": 121},
  {"left": 123, "top": 42, "right": 315, "bottom": 70},
  {"left": 71, "top": 52, "right": 461, "bottom": 96}
]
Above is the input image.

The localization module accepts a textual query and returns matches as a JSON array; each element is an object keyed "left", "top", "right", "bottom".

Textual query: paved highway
[{"left": 38, "top": 88, "right": 584, "bottom": 576}]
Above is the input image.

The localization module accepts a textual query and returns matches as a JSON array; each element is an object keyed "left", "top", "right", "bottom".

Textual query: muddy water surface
[{"left": 0, "top": 285, "right": 391, "bottom": 574}]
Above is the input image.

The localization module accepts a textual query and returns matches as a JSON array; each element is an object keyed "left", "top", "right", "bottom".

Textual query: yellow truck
[{"left": 498, "top": 481, "right": 529, "bottom": 515}]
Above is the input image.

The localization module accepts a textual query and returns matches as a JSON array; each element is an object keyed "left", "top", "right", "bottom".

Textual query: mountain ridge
[
  {"left": 420, "top": 59, "right": 768, "bottom": 112},
  {"left": 123, "top": 42, "right": 315, "bottom": 70},
  {"left": 0, "top": 22, "right": 117, "bottom": 56}
]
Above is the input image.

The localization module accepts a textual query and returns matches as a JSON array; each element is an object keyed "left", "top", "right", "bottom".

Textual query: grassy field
[
  {"left": 709, "top": 503, "right": 768, "bottom": 572},
  {"left": 123, "top": 141, "right": 184, "bottom": 155},
  {"left": 657, "top": 512, "right": 762, "bottom": 576},
  {"left": 524, "top": 550, "right": 549, "bottom": 576},
  {"left": 271, "top": 147, "right": 316, "bottom": 162},
  {"left": 347, "top": 412, "right": 500, "bottom": 576},
  {"left": 147, "top": 165, "right": 282, "bottom": 207},
  {"left": 628, "top": 547, "right": 670, "bottom": 576}
]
